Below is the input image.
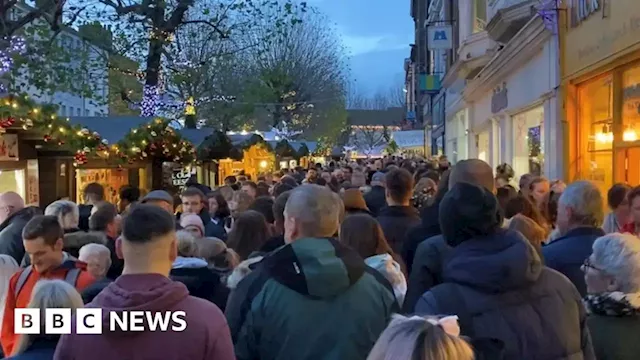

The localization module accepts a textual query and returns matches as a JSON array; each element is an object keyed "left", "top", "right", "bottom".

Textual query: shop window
[
  {"left": 0, "top": 169, "right": 25, "bottom": 199},
  {"left": 76, "top": 169, "right": 128, "bottom": 204},
  {"left": 578, "top": 75, "right": 613, "bottom": 196},
  {"left": 512, "top": 107, "right": 544, "bottom": 178},
  {"left": 477, "top": 131, "right": 490, "bottom": 163},
  {"left": 617, "top": 66, "right": 640, "bottom": 184}
]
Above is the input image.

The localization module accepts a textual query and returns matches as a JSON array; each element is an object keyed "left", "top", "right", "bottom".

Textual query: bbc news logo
[{"left": 15, "top": 309, "right": 187, "bottom": 334}]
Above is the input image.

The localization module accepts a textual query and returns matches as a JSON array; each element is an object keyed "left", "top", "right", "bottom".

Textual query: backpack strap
[
  {"left": 64, "top": 268, "right": 81, "bottom": 287},
  {"left": 14, "top": 266, "right": 33, "bottom": 298},
  {"left": 429, "top": 283, "right": 476, "bottom": 338}
]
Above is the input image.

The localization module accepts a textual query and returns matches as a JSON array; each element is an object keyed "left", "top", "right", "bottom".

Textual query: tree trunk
[{"left": 141, "top": 38, "right": 164, "bottom": 116}]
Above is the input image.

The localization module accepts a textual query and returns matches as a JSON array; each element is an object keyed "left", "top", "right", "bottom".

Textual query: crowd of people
[{"left": 0, "top": 155, "right": 638, "bottom": 359}]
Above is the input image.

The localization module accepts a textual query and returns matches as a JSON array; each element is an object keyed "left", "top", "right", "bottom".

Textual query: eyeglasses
[{"left": 583, "top": 257, "right": 603, "bottom": 272}]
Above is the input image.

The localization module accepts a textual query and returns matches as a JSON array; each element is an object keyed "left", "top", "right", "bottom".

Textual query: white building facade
[
  {"left": 9, "top": 4, "right": 109, "bottom": 117},
  {"left": 440, "top": 0, "right": 563, "bottom": 179}
]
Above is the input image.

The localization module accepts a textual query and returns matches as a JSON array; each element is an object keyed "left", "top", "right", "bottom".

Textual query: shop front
[
  {"left": 465, "top": 14, "right": 558, "bottom": 179},
  {"left": 564, "top": 0, "right": 640, "bottom": 195},
  {"left": 431, "top": 92, "right": 446, "bottom": 156},
  {"left": 0, "top": 133, "right": 39, "bottom": 205},
  {"left": 446, "top": 109, "right": 469, "bottom": 164}
]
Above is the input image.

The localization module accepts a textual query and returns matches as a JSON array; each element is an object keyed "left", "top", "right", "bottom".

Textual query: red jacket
[
  {"left": 621, "top": 222, "right": 636, "bottom": 235},
  {"left": 1, "top": 258, "right": 94, "bottom": 356}
]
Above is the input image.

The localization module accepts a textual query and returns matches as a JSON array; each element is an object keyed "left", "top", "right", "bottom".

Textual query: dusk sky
[{"left": 308, "top": 0, "right": 413, "bottom": 95}]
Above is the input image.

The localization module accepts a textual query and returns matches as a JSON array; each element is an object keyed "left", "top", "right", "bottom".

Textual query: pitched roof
[
  {"left": 347, "top": 107, "right": 405, "bottom": 127},
  {"left": 179, "top": 128, "right": 212, "bottom": 147},
  {"left": 67, "top": 116, "right": 153, "bottom": 143}
]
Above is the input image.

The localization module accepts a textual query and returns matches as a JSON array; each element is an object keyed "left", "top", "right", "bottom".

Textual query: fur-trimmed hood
[{"left": 226, "top": 256, "right": 264, "bottom": 289}]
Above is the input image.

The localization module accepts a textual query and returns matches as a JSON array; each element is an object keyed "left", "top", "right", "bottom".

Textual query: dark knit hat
[{"left": 439, "top": 182, "right": 503, "bottom": 247}]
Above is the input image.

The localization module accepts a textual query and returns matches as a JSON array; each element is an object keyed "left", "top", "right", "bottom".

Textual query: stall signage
[
  {"left": 0, "top": 134, "right": 18, "bottom": 161},
  {"left": 26, "top": 160, "right": 39, "bottom": 206},
  {"left": 570, "top": 0, "right": 600, "bottom": 28},
  {"left": 491, "top": 83, "right": 508, "bottom": 114},
  {"left": 172, "top": 167, "right": 196, "bottom": 189}
]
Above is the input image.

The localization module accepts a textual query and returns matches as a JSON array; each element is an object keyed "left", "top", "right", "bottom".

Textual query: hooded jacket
[
  {"left": 170, "top": 257, "right": 229, "bottom": 311},
  {"left": 2, "top": 255, "right": 94, "bottom": 355},
  {"left": 53, "top": 274, "right": 235, "bottom": 360},
  {"left": 365, "top": 254, "right": 406, "bottom": 306},
  {"left": 225, "top": 237, "right": 398, "bottom": 360},
  {"left": 415, "top": 183, "right": 595, "bottom": 359},
  {"left": 543, "top": 226, "right": 605, "bottom": 297},
  {"left": 376, "top": 206, "right": 421, "bottom": 254},
  {"left": 0, "top": 207, "right": 40, "bottom": 263}
]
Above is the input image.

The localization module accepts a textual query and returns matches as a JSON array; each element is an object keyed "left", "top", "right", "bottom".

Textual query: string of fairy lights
[{"left": 0, "top": 36, "right": 27, "bottom": 95}]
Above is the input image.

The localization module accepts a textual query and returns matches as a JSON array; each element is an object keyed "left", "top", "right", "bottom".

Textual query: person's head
[
  {"left": 339, "top": 214, "right": 392, "bottom": 259},
  {"left": 198, "top": 237, "right": 239, "bottom": 270},
  {"left": 321, "top": 171, "right": 332, "bottom": 183},
  {"left": 179, "top": 214, "right": 205, "bottom": 238},
  {"left": 249, "top": 196, "right": 275, "bottom": 224},
  {"left": 367, "top": 314, "right": 473, "bottom": 360},
  {"left": 333, "top": 169, "right": 344, "bottom": 182},
  {"left": 439, "top": 182, "right": 503, "bottom": 247},
  {"left": 273, "top": 182, "right": 295, "bottom": 198},
  {"left": 118, "top": 185, "right": 140, "bottom": 213},
  {"left": 256, "top": 182, "right": 270, "bottom": 197},
  {"left": 89, "top": 202, "right": 120, "bottom": 238},
  {"left": 508, "top": 214, "right": 545, "bottom": 259},
  {"left": 120, "top": 204, "right": 177, "bottom": 276},
  {"left": 307, "top": 168, "right": 318, "bottom": 181},
  {"left": 22, "top": 215, "right": 65, "bottom": 273},
  {"left": 438, "top": 155, "right": 450, "bottom": 169},
  {"left": 0, "top": 254, "right": 19, "bottom": 307},
  {"left": 273, "top": 191, "right": 292, "bottom": 235},
  {"left": 495, "top": 163, "right": 515, "bottom": 188},
  {"left": 141, "top": 190, "right": 175, "bottom": 214},
  {"left": 351, "top": 170, "right": 366, "bottom": 188},
  {"left": 0, "top": 191, "right": 24, "bottom": 223},
  {"left": 608, "top": 183, "right": 632, "bottom": 217},
  {"left": 519, "top": 173, "right": 534, "bottom": 196},
  {"left": 227, "top": 210, "right": 269, "bottom": 260},
  {"left": 626, "top": 186, "right": 640, "bottom": 226},
  {"left": 44, "top": 200, "right": 79, "bottom": 230},
  {"left": 556, "top": 181, "right": 604, "bottom": 235},
  {"left": 83, "top": 183, "right": 105, "bottom": 205},
  {"left": 583, "top": 233, "right": 640, "bottom": 294},
  {"left": 241, "top": 181, "right": 258, "bottom": 199},
  {"left": 208, "top": 192, "right": 230, "bottom": 219},
  {"left": 284, "top": 184, "right": 340, "bottom": 243},
  {"left": 176, "top": 230, "right": 198, "bottom": 257},
  {"left": 385, "top": 168, "right": 414, "bottom": 206},
  {"left": 229, "top": 190, "right": 254, "bottom": 218},
  {"left": 181, "top": 187, "right": 206, "bottom": 215},
  {"left": 343, "top": 166, "right": 353, "bottom": 181},
  {"left": 224, "top": 176, "right": 237, "bottom": 185},
  {"left": 448, "top": 159, "right": 494, "bottom": 193},
  {"left": 370, "top": 171, "right": 385, "bottom": 187},
  {"left": 78, "top": 243, "right": 111, "bottom": 279},
  {"left": 12, "top": 279, "right": 84, "bottom": 356},
  {"left": 342, "top": 188, "right": 370, "bottom": 215},
  {"left": 528, "top": 176, "right": 550, "bottom": 209}
]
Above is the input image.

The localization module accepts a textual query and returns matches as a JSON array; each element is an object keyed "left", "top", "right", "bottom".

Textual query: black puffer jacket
[
  {"left": 170, "top": 257, "right": 229, "bottom": 311},
  {"left": 415, "top": 183, "right": 595, "bottom": 359},
  {"left": 0, "top": 207, "right": 40, "bottom": 263}
]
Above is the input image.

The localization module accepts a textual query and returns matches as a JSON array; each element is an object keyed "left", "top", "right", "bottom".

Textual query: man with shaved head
[
  {"left": 403, "top": 159, "right": 498, "bottom": 312},
  {"left": 0, "top": 192, "right": 40, "bottom": 263}
]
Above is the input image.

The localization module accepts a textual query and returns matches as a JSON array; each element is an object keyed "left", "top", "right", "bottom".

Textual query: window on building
[
  {"left": 95, "top": 111, "right": 101, "bottom": 117},
  {"left": 578, "top": 75, "right": 613, "bottom": 197},
  {"left": 512, "top": 106, "right": 545, "bottom": 178},
  {"left": 69, "top": 107, "right": 74, "bottom": 117},
  {"left": 474, "top": 0, "right": 487, "bottom": 33},
  {"left": 615, "top": 66, "right": 640, "bottom": 185},
  {"left": 84, "top": 109, "right": 89, "bottom": 116},
  {"left": 61, "top": 105, "right": 66, "bottom": 116},
  {"left": 76, "top": 108, "right": 81, "bottom": 116}
]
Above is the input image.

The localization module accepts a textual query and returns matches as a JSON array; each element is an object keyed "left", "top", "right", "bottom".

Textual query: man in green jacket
[{"left": 226, "top": 184, "right": 398, "bottom": 360}]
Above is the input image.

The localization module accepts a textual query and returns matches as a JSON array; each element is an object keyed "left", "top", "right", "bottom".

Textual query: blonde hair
[
  {"left": 45, "top": 200, "right": 79, "bottom": 230},
  {"left": 0, "top": 255, "right": 19, "bottom": 328},
  {"left": 198, "top": 237, "right": 239, "bottom": 270},
  {"left": 508, "top": 214, "right": 545, "bottom": 259},
  {"left": 13, "top": 280, "right": 84, "bottom": 356},
  {"left": 367, "top": 315, "right": 474, "bottom": 360},
  {"left": 176, "top": 230, "right": 198, "bottom": 257}
]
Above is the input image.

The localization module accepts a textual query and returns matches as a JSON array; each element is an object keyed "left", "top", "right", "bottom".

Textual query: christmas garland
[{"left": 0, "top": 94, "right": 195, "bottom": 165}]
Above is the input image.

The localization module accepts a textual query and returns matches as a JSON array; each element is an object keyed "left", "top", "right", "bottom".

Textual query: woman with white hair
[
  {"left": 0, "top": 254, "right": 19, "bottom": 352},
  {"left": 42, "top": 200, "right": 106, "bottom": 260},
  {"left": 582, "top": 233, "right": 640, "bottom": 360},
  {"left": 10, "top": 279, "right": 84, "bottom": 359}
]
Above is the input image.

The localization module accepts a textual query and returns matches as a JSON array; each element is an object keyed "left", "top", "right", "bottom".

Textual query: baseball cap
[
  {"left": 141, "top": 190, "right": 174, "bottom": 205},
  {"left": 371, "top": 172, "right": 385, "bottom": 184}
]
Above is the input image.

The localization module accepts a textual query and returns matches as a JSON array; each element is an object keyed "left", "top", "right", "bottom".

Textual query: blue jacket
[
  {"left": 543, "top": 227, "right": 605, "bottom": 297},
  {"left": 416, "top": 229, "right": 595, "bottom": 359}
]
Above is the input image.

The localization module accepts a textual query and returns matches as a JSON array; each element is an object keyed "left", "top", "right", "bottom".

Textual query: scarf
[{"left": 583, "top": 291, "right": 640, "bottom": 317}]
